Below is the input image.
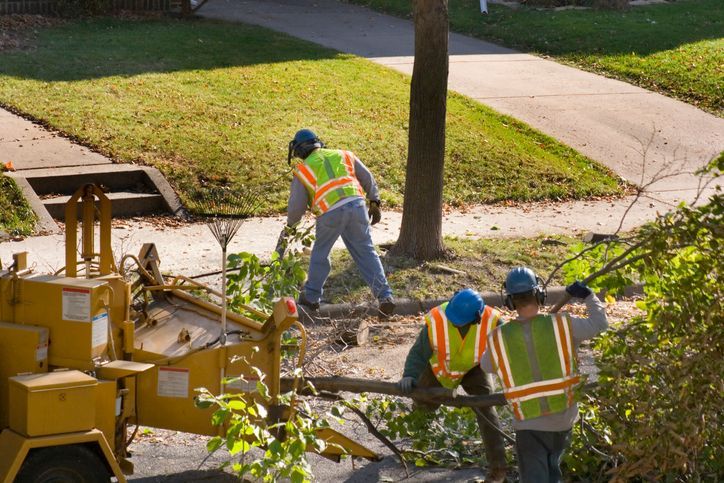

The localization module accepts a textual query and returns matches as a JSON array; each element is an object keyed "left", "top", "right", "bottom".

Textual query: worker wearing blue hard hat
[
  {"left": 278, "top": 129, "right": 394, "bottom": 317},
  {"left": 398, "top": 288, "right": 508, "bottom": 481},
  {"left": 481, "top": 266, "right": 609, "bottom": 482}
]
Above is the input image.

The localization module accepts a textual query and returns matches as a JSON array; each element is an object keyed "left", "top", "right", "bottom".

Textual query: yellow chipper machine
[{"left": 0, "top": 184, "right": 378, "bottom": 482}]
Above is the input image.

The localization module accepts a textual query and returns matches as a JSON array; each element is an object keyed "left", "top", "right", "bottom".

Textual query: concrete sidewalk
[
  {"left": 199, "top": 0, "right": 723, "bottom": 198},
  {"left": 0, "top": 107, "right": 110, "bottom": 170},
  {"left": 0, "top": 194, "right": 684, "bottom": 278}
]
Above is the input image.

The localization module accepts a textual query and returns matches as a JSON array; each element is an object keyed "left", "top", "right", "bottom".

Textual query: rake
[{"left": 189, "top": 186, "right": 260, "bottom": 345}]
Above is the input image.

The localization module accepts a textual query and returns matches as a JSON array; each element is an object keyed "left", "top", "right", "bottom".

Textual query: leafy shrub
[
  {"left": 364, "top": 395, "right": 509, "bottom": 468},
  {"left": 196, "top": 367, "right": 332, "bottom": 483},
  {"left": 226, "top": 225, "right": 313, "bottom": 314},
  {"left": 562, "top": 160, "right": 723, "bottom": 479},
  {"left": 196, "top": 225, "right": 323, "bottom": 481}
]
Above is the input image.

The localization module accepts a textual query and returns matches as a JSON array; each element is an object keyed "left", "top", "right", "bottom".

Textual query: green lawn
[
  {"left": 324, "top": 235, "right": 575, "bottom": 303},
  {"left": 0, "top": 17, "right": 623, "bottom": 224},
  {"left": 348, "top": 0, "right": 723, "bottom": 116},
  {"left": 0, "top": 176, "right": 36, "bottom": 236}
]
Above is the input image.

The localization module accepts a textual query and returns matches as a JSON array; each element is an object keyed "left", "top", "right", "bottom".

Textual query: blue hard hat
[
  {"left": 288, "top": 129, "right": 324, "bottom": 164},
  {"left": 445, "top": 289, "right": 485, "bottom": 326},
  {"left": 504, "top": 267, "right": 540, "bottom": 295}
]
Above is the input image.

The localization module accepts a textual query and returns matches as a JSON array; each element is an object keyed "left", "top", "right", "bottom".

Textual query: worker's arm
[
  {"left": 402, "top": 326, "right": 433, "bottom": 380},
  {"left": 286, "top": 177, "right": 309, "bottom": 227},
  {"left": 570, "top": 293, "right": 609, "bottom": 346},
  {"left": 354, "top": 157, "right": 381, "bottom": 202}
]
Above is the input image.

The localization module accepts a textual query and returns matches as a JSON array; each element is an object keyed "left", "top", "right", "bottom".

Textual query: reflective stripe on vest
[
  {"left": 488, "top": 312, "right": 579, "bottom": 421},
  {"left": 426, "top": 303, "right": 503, "bottom": 389},
  {"left": 294, "top": 149, "right": 365, "bottom": 216}
]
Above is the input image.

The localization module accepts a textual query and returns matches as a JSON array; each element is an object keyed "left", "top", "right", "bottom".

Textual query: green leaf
[
  {"left": 206, "top": 436, "right": 223, "bottom": 452},
  {"left": 194, "top": 396, "right": 215, "bottom": 409},
  {"left": 228, "top": 399, "right": 247, "bottom": 411},
  {"left": 211, "top": 408, "right": 231, "bottom": 426}
]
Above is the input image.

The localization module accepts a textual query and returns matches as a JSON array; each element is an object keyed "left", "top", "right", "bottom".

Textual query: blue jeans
[{"left": 304, "top": 198, "right": 393, "bottom": 304}]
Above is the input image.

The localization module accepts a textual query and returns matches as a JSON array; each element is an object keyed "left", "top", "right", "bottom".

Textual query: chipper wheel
[{"left": 15, "top": 444, "right": 111, "bottom": 483}]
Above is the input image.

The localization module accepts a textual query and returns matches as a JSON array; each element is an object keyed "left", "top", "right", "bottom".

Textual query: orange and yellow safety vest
[
  {"left": 426, "top": 303, "right": 503, "bottom": 389},
  {"left": 294, "top": 148, "right": 365, "bottom": 216},
  {"left": 488, "top": 312, "right": 580, "bottom": 421}
]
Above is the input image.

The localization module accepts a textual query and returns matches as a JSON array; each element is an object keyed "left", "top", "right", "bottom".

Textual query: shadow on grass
[
  {"left": 0, "top": 17, "right": 340, "bottom": 82},
  {"left": 352, "top": 0, "right": 723, "bottom": 57}
]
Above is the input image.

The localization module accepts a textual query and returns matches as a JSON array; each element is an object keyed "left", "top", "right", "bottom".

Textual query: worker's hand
[
  {"left": 368, "top": 200, "right": 381, "bottom": 226},
  {"left": 566, "top": 281, "right": 592, "bottom": 299},
  {"left": 398, "top": 376, "right": 416, "bottom": 394}
]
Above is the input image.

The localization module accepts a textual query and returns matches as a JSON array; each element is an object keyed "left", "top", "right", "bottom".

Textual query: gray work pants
[{"left": 515, "top": 429, "right": 572, "bottom": 483}]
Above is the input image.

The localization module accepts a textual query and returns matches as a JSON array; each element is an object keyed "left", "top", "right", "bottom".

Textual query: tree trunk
[{"left": 392, "top": 0, "right": 449, "bottom": 260}]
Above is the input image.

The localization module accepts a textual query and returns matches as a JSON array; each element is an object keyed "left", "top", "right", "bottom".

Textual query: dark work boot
[
  {"left": 378, "top": 297, "right": 396, "bottom": 319},
  {"left": 297, "top": 293, "right": 320, "bottom": 311}
]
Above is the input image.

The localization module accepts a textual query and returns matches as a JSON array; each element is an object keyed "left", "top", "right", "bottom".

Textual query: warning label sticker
[
  {"left": 157, "top": 367, "right": 190, "bottom": 398},
  {"left": 62, "top": 287, "right": 91, "bottom": 322},
  {"left": 92, "top": 312, "right": 108, "bottom": 348}
]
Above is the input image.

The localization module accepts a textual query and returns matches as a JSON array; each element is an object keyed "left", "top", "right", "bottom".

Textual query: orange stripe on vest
[
  {"left": 505, "top": 376, "right": 581, "bottom": 400},
  {"left": 314, "top": 176, "right": 357, "bottom": 204}
]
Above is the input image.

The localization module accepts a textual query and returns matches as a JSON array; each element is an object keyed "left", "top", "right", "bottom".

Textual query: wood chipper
[{"left": 0, "top": 184, "right": 378, "bottom": 482}]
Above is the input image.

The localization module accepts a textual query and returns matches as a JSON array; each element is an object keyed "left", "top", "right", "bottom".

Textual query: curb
[{"left": 301, "top": 284, "right": 644, "bottom": 323}]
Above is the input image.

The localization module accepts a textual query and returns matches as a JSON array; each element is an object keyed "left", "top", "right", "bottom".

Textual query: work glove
[
  {"left": 368, "top": 200, "right": 381, "bottom": 226},
  {"left": 398, "top": 376, "right": 415, "bottom": 394},
  {"left": 566, "top": 281, "right": 592, "bottom": 299}
]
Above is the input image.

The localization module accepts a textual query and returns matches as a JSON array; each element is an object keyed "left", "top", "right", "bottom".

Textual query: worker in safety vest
[
  {"left": 278, "top": 129, "right": 395, "bottom": 317},
  {"left": 398, "top": 289, "right": 508, "bottom": 481},
  {"left": 480, "top": 267, "right": 608, "bottom": 482}
]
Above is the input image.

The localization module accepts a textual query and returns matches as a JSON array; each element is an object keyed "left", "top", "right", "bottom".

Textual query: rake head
[
  {"left": 187, "top": 186, "right": 260, "bottom": 218},
  {"left": 187, "top": 186, "right": 261, "bottom": 250}
]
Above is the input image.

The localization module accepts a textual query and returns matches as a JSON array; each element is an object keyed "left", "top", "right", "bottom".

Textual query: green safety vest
[
  {"left": 294, "top": 148, "right": 365, "bottom": 216},
  {"left": 426, "top": 302, "right": 503, "bottom": 389},
  {"left": 487, "top": 313, "right": 580, "bottom": 421}
]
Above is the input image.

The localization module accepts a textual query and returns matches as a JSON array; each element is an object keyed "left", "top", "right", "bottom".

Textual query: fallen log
[{"left": 280, "top": 376, "right": 507, "bottom": 408}]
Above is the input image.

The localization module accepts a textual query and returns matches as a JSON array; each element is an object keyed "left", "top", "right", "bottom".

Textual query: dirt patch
[{"left": 0, "top": 15, "right": 64, "bottom": 51}]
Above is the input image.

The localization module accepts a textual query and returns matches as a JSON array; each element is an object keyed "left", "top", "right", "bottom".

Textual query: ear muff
[
  {"left": 535, "top": 276, "right": 547, "bottom": 305},
  {"left": 502, "top": 282, "right": 514, "bottom": 310},
  {"left": 287, "top": 140, "right": 295, "bottom": 166}
]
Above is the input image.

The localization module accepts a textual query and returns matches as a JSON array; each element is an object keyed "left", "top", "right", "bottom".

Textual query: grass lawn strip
[
  {"left": 348, "top": 0, "right": 723, "bottom": 117},
  {"left": 323, "top": 235, "right": 576, "bottom": 304},
  {"left": 0, "top": 176, "right": 36, "bottom": 236},
  {"left": 0, "top": 17, "right": 622, "bottom": 222}
]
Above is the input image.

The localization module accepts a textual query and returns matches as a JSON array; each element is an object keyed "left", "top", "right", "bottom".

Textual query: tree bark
[{"left": 392, "top": 0, "right": 449, "bottom": 260}]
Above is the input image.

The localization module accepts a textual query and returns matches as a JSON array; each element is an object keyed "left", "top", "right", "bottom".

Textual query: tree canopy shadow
[{"left": 0, "top": 16, "right": 340, "bottom": 82}]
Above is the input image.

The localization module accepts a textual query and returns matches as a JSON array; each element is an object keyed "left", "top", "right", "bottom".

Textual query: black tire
[{"left": 15, "top": 444, "right": 111, "bottom": 483}]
